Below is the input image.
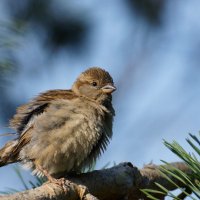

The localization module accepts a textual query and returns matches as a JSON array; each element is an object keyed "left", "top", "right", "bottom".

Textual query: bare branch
[{"left": 0, "top": 162, "right": 191, "bottom": 200}]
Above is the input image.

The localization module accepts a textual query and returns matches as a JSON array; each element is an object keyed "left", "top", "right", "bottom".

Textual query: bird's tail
[{"left": 0, "top": 140, "right": 19, "bottom": 167}]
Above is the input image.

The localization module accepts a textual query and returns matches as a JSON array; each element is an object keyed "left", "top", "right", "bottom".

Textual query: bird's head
[{"left": 72, "top": 67, "right": 116, "bottom": 102}]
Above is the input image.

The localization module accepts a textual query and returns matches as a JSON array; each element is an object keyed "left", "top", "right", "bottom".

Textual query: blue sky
[{"left": 0, "top": 1, "right": 200, "bottom": 196}]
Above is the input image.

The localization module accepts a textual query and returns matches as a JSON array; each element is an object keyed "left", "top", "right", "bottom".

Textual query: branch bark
[{"left": 0, "top": 162, "right": 191, "bottom": 200}]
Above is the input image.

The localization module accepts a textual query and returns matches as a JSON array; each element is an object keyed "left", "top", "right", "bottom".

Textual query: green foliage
[
  {"left": 142, "top": 133, "right": 200, "bottom": 199},
  {"left": 0, "top": 20, "right": 20, "bottom": 88}
]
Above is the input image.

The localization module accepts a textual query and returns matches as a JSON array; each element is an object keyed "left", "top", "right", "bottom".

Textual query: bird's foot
[
  {"left": 35, "top": 164, "right": 69, "bottom": 192},
  {"left": 48, "top": 176, "right": 69, "bottom": 193}
]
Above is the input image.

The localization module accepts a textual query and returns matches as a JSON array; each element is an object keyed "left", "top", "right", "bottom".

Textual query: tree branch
[{"left": 0, "top": 162, "right": 191, "bottom": 200}]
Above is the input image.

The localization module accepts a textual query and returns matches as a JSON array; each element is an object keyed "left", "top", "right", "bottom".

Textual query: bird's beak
[{"left": 101, "top": 84, "right": 116, "bottom": 94}]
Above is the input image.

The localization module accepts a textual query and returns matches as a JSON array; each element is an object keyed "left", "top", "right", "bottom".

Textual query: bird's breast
[{"left": 20, "top": 98, "right": 113, "bottom": 176}]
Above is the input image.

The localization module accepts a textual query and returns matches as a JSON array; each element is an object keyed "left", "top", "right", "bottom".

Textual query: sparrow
[{"left": 0, "top": 67, "right": 116, "bottom": 184}]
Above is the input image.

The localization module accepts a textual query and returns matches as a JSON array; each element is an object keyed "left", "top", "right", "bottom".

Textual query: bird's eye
[{"left": 92, "top": 81, "right": 97, "bottom": 87}]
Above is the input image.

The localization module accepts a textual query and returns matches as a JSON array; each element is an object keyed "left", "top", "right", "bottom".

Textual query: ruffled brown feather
[
  {"left": 9, "top": 90, "right": 76, "bottom": 134},
  {"left": 1, "top": 67, "right": 115, "bottom": 178}
]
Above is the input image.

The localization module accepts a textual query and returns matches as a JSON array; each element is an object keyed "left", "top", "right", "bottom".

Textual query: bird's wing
[
  {"left": 8, "top": 89, "right": 76, "bottom": 161},
  {"left": 9, "top": 89, "right": 75, "bottom": 134}
]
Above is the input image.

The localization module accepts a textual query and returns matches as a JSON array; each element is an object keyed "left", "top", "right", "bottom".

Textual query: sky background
[{"left": 0, "top": 0, "right": 199, "bottom": 198}]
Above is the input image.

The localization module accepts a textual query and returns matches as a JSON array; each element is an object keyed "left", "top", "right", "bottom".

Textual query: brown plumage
[{"left": 0, "top": 67, "right": 116, "bottom": 181}]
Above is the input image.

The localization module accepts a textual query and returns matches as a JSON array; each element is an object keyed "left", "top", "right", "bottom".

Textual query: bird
[{"left": 0, "top": 67, "right": 116, "bottom": 185}]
